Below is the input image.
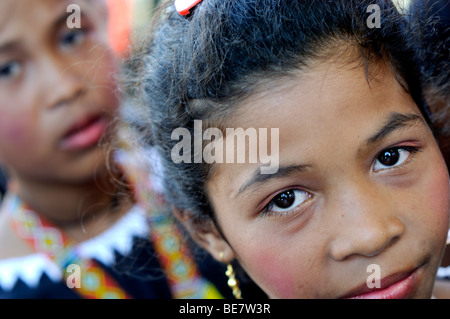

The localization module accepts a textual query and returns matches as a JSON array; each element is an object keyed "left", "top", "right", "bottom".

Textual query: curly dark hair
[{"left": 408, "top": 0, "right": 449, "bottom": 166}]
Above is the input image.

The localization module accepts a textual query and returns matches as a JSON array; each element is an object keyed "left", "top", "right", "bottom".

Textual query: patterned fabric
[
  {"left": 115, "top": 140, "right": 223, "bottom": 299},
  {"left": 0, "top": 235, "right": 174, "bottom": 299},
  {"left": 5, "top": 193, "right": 131, "bottom": 299},
  {"left": 148, "top": 207, "right": 222, "bottom": 299},
  {"left": 3, "top": 171, "right": 223, "bottom": 299}
]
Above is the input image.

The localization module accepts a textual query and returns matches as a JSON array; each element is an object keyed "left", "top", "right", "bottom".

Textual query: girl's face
[
  {"left": 0, "top": 0, "right": 118, "bottom": 184},
  {"left": 201, "top": 59, "right": 450, "bottom": 298}
]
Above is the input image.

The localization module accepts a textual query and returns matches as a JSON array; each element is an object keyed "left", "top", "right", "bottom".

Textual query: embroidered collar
[
  {"left": 0, "top": 186, "right": 223, "bottom": 299},
  {"left": 0, "top": 202, "right": 148, "bottom": 292}
]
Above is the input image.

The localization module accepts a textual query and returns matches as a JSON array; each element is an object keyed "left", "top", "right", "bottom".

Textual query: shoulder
[
  {"left": 0, "top": 252, "right": 79, "bottom": 298},
  {"left": 0, "top": 254, "right": 63, "bottom": 293}
]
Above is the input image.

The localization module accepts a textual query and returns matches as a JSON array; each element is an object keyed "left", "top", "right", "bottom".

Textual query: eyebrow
[
  {"left": 365, "top": 113, "right": 425, "bottom": 146},
  {"left": 54, "top": 12, "right": 74, "bottom": 29},
  {"left": 0, "top": 41, "right": 21, "bottom": 54},
  {"left": 235, "top": 164, "right": 311, "bottom": 199},
  {"left": 234, "top": 112, "right": 425, "bottom": 199}
]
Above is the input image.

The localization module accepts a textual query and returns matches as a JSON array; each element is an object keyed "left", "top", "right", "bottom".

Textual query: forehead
[
  {"left": 228, "top": 59, "right": 419, "bottom": 134},
  {"left": 0, "top": 0, "right": 68, "bottom": 28},
  {"left": 0, "top": 0, "right": 105, "bottom": 42},
  {"left": 208, "top": 59, "right": 423, "bottom": 195}
]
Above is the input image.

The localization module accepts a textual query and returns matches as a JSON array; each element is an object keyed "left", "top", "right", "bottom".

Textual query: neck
[{"left": 12, "top": 166, "right": 134, "bottom": 242}]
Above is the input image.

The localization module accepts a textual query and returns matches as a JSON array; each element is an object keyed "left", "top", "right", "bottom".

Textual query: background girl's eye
[
  {"left": 0, "top": 61, "right": 22, "bottom": 80},
  {"left": 59, "top": 29, "right": 86, "bottom": 49},
  {"left": 266, "top": 189, "right": 311, "bottom": 215},
  {"left": 373, "top": 147, "right": 417, "bottom": 172}
]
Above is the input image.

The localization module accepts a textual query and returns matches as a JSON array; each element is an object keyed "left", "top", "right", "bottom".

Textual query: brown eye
[
  {"left": 377, "top": 148, "right": 400, "bottom": 167},
  {"left": 263, "top": 189, "right": 312, "bottom": 217},
  {"left": 274, "top": 190, "right": 296, "bottom": 209},
  {"left": 373, "top": 147, "right": 419, "bottom": 172}
]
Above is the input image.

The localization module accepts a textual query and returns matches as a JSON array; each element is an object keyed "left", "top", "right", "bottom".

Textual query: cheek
[
  {"left": 237, "top": 239, "right": 307, "bottom": 298},
  {"left": 424, "top": 161, "right": 450, "bottom": 228},
  {"left": 0, "top": 111, "right": 34, "bottom": 148},
  {"left": 87, "top": 49, "right": 119, "bottom": 98},
  {"left": 88, "top": 64, "right": 119, "bottom": 113},
  {"left": 410, "top": 153, "right": 450, "bottom": 247},
  {"left": 0, "top": 108, "right": 40, "bottom": 172}
]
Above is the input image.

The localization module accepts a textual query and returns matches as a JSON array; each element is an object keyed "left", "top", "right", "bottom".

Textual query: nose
[
  {"left": 39, "top": 54, "right": 85, "bottom": 109},
  {"left": 327, "top": 181, "right": 405, "bottom": 261}
]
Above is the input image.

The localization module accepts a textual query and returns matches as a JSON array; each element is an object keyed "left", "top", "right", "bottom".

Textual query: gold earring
[
  {"left": 226, "top": 263, "right": 242, "bottom": 299},
  {"left": 220, "top": 252, "right": 242, "bottom": 299}
]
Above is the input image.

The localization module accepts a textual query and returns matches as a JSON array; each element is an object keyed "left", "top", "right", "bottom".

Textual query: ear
[{"left": 173, "top": 207, "right": 235, "bottom": 263}]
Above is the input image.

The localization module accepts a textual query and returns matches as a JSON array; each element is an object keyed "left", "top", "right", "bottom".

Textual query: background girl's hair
[{"left": 121, "top": 0, "right": 430, "bottom": 228}]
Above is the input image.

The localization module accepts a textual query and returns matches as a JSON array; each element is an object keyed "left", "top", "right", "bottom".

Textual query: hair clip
[{"left": 174, "top": 0, "right": 203, "bottom": 16}]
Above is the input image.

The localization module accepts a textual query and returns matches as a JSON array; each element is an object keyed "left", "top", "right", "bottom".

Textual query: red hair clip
[{"left": 174, "top": 0, "right": 203, "bottom": 16}]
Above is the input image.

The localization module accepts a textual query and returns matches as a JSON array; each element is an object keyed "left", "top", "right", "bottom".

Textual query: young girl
[
  {"left": 0, "top": 0, "right": 224, "bottom": 299},
  {"left": 123, "top": 0, "right": 450, "bottom": 298}
]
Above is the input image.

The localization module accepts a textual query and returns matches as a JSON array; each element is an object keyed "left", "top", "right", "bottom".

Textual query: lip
[
  {"left": 341, "top": 267, "right": 420, "bottom": 299},
  {"left": 59, "top": 114, "right": 109, "bottom": 151}
]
